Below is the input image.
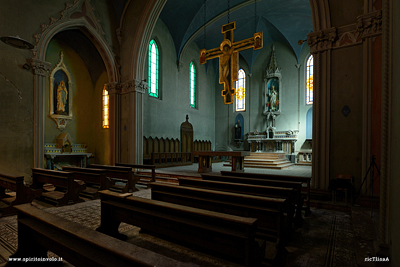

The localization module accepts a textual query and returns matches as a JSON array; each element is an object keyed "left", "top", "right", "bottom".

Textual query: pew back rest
[
  {"left": 178, "top": 177, "right": 294, "bottom": 198},
  {"left": 31, "top": 168, "right": 74, "bottom": 189},
  {"left": 202, "top": 173, "right": 302, "bottom": 190},
  {"left": 220, "top": 171, "right": 311, "bottom": 184},
  {"left": 88, "top": 164, "right": 131, "bottom": 180},
  {"left": 0, "top": 172, "right": 24, "bottom": 193},
  {"left": 151, "top": 182, "right": 287, "bottom": 210},
  {"left": 62, "top": 166, "right": 107, "bottom": 184},
  {"left": 100, "top": 190, "right": 258, "bottom": 229}
]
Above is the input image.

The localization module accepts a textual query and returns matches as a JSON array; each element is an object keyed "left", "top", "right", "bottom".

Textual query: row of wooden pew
[
  {"left": 0, "top": 163, "right": 156, "bottom": 215},
  {"left": 4, "top": 165, "right": 201, "bottom": 266},
  {"left": 94, "top": 171, "right": 311, "bottom": 266},
  {"left": 3, "top": 166, "right": 311, "bottom": 266}
]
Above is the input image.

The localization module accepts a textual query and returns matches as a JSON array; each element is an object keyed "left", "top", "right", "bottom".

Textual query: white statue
[{"left": 268, "top": 85, "right": 278, "bottom": 111}]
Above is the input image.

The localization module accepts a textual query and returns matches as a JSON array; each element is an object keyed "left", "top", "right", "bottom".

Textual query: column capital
[
  {"left": 121, "top": 79, "right": 148, "bottom": 94},
  {"left": 30, "top": 59, "right": 51, "bottom": 77},
  {"left": 105, "top": 82, "right": 121, "bottom": 95}
]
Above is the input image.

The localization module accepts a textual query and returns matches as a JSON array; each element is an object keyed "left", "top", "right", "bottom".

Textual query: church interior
[{"left": 0, "top": 0, "right": 399, "bottom": 266}]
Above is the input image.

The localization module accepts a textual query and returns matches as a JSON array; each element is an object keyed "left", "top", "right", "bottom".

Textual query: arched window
[
  {"left": 102, "top": 86, "right": 109, "bottom": 129},
  {"left": 306, "top": 107, "right": 313, "bottom": 139},
  {"left": 235, "top": 69, "right": 246, "bottom": 112},
  {"left": 306, "top": 55, "right": 313, "bottom": 105},
  {"left": 148, "top": 39, "right": 159, "bottom": 98},
  {"left": 189, "top": 62, "right": 196, "bottom": 108}
]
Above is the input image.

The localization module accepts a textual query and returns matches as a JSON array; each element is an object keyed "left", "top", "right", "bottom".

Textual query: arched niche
[{"left": 31, "top": 0, "right": 118, "bottom": 168}]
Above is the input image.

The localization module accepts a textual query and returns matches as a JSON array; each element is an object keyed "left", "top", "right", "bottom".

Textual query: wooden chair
[{"left": 330, "top": 174, "right": 354, "bottom": 204}]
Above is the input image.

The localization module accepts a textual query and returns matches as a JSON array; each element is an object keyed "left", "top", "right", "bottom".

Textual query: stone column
[
  {"left": 30, "top": 59, "right": 51, "bottom": 168},
  {"left": 307, "top": 32, "right": 334, "bottom": 189},
  {"left": 120, "top": 79, "right": 147, "bottom": 164}
]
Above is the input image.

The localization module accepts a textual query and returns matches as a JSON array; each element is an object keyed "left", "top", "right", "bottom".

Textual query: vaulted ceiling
[
  {"left": 158, "top": 0, "right": 313, "bottom": 71},
  {"left": 112, "top": 0, "right": 313, "bottom": 71}
]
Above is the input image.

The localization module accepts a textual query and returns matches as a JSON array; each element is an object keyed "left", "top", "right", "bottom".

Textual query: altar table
[{"left": 192, "top": 151, "right": 250, "bottom": 173}]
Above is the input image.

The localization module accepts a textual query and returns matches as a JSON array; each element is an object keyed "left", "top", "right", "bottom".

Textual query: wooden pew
[
  {"left": 150, "top": 182, "right": 292, "bottom": 249},
  {"left": 200, "top": 173, "right": 304, "bottom": 227},
  {"left": 177, "top": 176, "right": 303, "bottom": 229},
  {"left": 115, "top": 163, "right": 156, "bottom": 188},
  {"left": 221, "top": 170, "right": 312, "bottom": 216},
  {"left": 0, "top": 173, "right": 42, "bottom": 216},
  {"left": 97, "top": 190, "right": 265, "bottom": 267},
  {"left": 62, "top": 166, "right": 115, "bottom": 199},
  {"left": 7, "top": 203, "right": 199, "bottom": 267},
  {"left": 31, "top": 168, "right": 86, "bottom": 206},
  {"left": 88, "top": 164, "right": 136, "bottom": 193}
]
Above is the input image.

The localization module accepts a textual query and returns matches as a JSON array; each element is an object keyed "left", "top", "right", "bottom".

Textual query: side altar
[
  {"left": 44, "top": 133, "right": 92, "bottom": 169},
  {"left": 246, "top": 45, "right": 299, "bottom": 158}
]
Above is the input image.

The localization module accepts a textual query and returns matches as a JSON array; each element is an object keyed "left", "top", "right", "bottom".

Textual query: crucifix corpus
[{"left": 200, "top": 21, "right": 263, "bottom": 104}]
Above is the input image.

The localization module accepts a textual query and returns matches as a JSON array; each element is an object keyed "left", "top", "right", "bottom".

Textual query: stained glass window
[
  {"left": 190, "top": 62, "right": 196, "bottom": 108},
  {"left": 102, "top": 87, "right": 109, "bottom": 129},
  {"left": 148, "top": 39, "right": 159, "bottom": 98},
  {"left": 235, "top": 69, "right": 246, "bottom": 111},
  {"left": 306, "top": 55, "right": 313, "bottom": 105}
]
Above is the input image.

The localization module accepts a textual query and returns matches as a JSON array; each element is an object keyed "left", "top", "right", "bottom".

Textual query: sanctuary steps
[{"left": 224, "top": 152, "right": 294, "bottom": 169}]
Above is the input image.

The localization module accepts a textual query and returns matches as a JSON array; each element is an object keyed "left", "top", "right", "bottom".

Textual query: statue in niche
[
  {"left": 268, "top": 85, "right": 278, "bottom": 111},
  {"left": 235, "top": 120, "right": 242, "bottom": 140},
  {"left": 56, "top": 80, "right": 68, "bottom": 114}
]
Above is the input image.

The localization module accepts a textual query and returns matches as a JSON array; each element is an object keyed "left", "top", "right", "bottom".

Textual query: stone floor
[{"left": 0, "top": 163, "right": 382, "bottom": 266}]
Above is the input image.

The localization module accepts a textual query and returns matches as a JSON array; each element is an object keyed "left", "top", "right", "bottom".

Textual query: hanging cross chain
[{"left": 200, "top": 22, "right": 263, "bottom": 104}]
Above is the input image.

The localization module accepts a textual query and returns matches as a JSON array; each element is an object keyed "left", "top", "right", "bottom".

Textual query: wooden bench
[
  {"left": 150, "top": 182, "right": 292, "bottom": 249},
  {"left": 61, "top": 166, "right": 115, "bottom": 199},
  {"left": 221, "top": 170, "right": 312, "bottom": 216},
  {"left": 7, "top": 203, "right": 199, "bottom": 267},
  {"left": 0, "top": 173, "right": 42, "bottom": 216},
  {"left": 115, "top": 163, "right": 156, "bottom": 188},
  {"left": 193, "top": 151, "right": 250, "bottom": 173},
  {"left": 31, "top": 168, "right": 86, "bottom": 206},
  {"left": 88, "top": 164, "right": 136, "bottom": 193},
  {"left": 178, "top": 176, "right": 303, "bottom": 229},
  {"left": 97, "top": 190, "right": 265, "bottom": 267},
  {"left": 201, "top": 173, "right": 304, "bottom": 227}
]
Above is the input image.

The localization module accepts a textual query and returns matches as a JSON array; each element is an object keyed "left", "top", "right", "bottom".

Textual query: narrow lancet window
[
  {"left": 306, "top": 55, "right": 313, "bottom": 105},
  {"left": 102, "top": 87, "right": 109, "bottom": 129},
  {"left": 190, "top": 62, "right": 196, "bottom": 108},
  {"left": 148, "top": 39, "right": 159, "bottom": 98},
  {"left": 235, "top": 69, "right": 246, "bottom": 111}
]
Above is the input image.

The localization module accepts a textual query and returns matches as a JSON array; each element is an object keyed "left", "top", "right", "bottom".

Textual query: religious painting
[
  {"left": 49, "top": 51, "right": 73, "bottom": 131},
  {"left": 266, "top": 78, "right": 280, "bottom": 112}
]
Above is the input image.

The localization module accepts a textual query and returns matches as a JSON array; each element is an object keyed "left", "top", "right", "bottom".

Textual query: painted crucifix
[{"left": 200, "top": 21, "right": 263, "bottom": 104}]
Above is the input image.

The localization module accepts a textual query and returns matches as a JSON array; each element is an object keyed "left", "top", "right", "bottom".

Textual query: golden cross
[{"left": 200, "top": 22, "right": 263, "bottom": 104}]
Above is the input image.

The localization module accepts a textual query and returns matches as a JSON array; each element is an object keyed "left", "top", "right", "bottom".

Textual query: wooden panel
[{"left": 154, "top": 138, "right": 159, "bottom": 153}]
